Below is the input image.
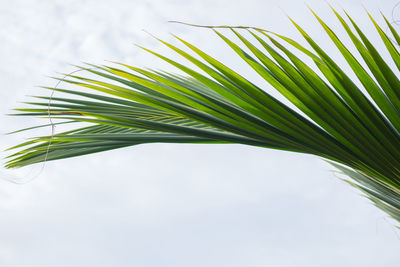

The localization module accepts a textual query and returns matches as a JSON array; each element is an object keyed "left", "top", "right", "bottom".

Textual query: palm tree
[{"left": 5, "top": 7, "right": 400, "bottom": 226}]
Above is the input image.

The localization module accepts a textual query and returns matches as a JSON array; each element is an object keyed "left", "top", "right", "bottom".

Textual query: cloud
[{"left": 1, "top": 0, "right": 400, "bottom": 266}]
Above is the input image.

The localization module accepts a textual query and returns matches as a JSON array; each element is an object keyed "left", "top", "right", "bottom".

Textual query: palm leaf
[{"left": 6, "top": 8, "right": 400, "bottom": 226}]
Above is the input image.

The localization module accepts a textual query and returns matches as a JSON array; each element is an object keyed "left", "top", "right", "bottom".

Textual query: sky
[{"left": 1, "top": 0, "right": 400, "bottom": 266}]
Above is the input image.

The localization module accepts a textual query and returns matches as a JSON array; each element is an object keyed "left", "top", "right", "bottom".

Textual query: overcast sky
[{"left": 1, "top": 0, "right": 400, "bottom": 266}]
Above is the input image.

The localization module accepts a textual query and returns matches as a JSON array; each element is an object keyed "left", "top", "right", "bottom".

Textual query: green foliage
[{"left": 6, "top": 8, "right": 400, "bottom": 225}]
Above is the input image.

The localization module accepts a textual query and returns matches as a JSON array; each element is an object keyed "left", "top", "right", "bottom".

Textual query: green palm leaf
[{"left": 6, "top": 8, "right": 400, "bottom": 226}]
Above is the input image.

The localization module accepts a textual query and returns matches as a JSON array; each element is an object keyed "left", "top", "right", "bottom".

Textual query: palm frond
[{"left": 6, "top": 8, "right": 400, "bottom": 225}]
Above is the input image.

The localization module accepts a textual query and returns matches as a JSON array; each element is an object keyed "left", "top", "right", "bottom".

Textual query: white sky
[{"left": 1, "top": 0, "right": 400, "bottom": 266}]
